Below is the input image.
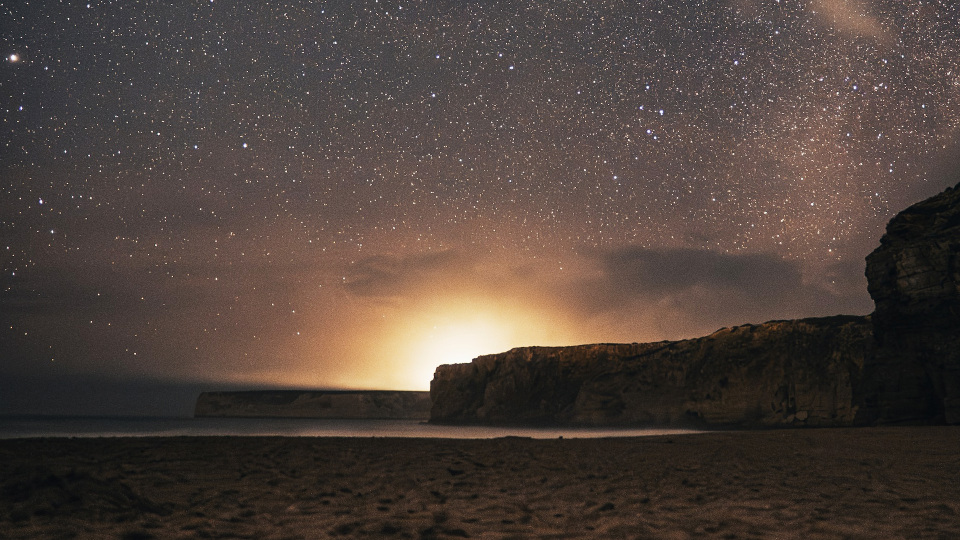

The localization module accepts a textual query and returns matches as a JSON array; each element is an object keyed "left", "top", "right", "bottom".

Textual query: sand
[{"left": 1, "top": 427, "right": 958, "bottom": 539}]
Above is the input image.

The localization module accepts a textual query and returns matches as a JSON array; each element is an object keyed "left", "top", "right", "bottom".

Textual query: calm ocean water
[{"left": 0, "top": 416, "right": 699, "bottom": 440}]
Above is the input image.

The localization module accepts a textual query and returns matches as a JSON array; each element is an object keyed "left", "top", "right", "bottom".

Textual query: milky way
[{"left": 2, "top": 1, "right": 959, "bottom": 411}]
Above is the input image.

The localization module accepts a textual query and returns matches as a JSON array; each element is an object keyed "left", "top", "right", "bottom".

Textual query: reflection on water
[{"left": 0, "top": 416, "right": 700, "bottom": 440}]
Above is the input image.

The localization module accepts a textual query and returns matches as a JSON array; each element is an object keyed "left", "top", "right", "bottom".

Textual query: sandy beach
[{"left": 1, "top": 427, "right": 958, "bottom": 539}]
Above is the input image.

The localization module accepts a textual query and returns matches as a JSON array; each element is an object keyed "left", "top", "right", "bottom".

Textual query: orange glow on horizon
[
  {"left": 379, "top": 297, "right": 584, "bottom": 391},
  {"left": 405, "top": 318, "right": 512, "bottom": 388}
]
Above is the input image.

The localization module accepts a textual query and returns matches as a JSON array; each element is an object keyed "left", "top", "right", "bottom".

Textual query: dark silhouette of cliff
[{"left": 860, "top": 182, "right": 960, "bottom": 424}]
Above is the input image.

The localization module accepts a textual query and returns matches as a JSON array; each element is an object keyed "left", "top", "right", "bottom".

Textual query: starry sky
[{"left": 2, "top": 0, "right": 959, "bottom": 415}]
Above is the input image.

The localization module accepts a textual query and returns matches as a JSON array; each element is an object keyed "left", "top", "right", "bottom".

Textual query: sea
[{"left": 0, "top": 416, "right": 699, "bottom": 440}]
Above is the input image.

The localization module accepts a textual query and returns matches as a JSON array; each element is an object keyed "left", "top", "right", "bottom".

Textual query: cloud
[
  {"left": 598, "top": 247, "right": 803, "bottom": 301},
  {"left": 343, "top": 250, "right": 468, "bottom": 298},
  {"left": 808, "top": 0, "right": 894, "bottom": 44},
  {"left": 2, "top": 242, "right": 876, "bottom": 395},
  {"left": 338, "top": 246, "right": 872, "bottom": 343},
  {"left": 341, "top": 247, "right": 807, "bottom": 306},
  {"left": 558, "top": 246, "right": 873, "bottom": 339}
]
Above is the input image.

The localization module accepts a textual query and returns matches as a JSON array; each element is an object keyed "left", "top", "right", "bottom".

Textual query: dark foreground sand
[{"left": 1, "top": 427, "right": 958, "bottom": 539}]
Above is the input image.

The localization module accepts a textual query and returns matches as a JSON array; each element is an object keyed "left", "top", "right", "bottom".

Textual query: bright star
[{"left": 8, "top": 54, "right": 19, "bottom": 63}]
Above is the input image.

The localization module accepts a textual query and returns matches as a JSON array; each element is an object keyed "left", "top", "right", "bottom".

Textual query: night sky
[{"left": 2, "top": 0, "right": 959, "bottom": 415}]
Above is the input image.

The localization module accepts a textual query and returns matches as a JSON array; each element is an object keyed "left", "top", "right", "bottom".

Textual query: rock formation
[
  {"left": 431, "top": 180, "right": 960, "bottom": 427},
  {"left": 194, "top": 390, "right": 432, "bottom": 419},
  {"left": 861, "top": 182, "right": 960, "bottom": 424},
  {"left": 431, "top": 316, "right": 872, "bottom": 427}
]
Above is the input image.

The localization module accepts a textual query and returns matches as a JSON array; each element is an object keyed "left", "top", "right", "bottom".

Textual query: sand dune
[{"left": 1, "top": 427, "right": 958, "bottom": 538}]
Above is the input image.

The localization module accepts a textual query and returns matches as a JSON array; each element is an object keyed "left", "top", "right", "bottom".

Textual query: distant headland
[{"left": 194, "top": 390, "right": 431, "bottom": 420}]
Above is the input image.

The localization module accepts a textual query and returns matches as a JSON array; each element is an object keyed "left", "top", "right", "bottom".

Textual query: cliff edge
[{"left": 431, "top": 316, "right": 871, "bottom": 427}]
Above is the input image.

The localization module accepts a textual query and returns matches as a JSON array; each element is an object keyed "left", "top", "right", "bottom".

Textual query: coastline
[
  {"left": 0, "top": 416, "right": 699, "bottom": 440},
  {"left": 2, "top": 426, "right": 958, "bottom": 538}
]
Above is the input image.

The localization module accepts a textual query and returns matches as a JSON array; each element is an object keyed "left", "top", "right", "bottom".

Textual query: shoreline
[
  {"left": 2, "top": 426, "right": 959, "bottom": 538},
  {"left": 0, "top": 416, "right": 703, "bottom": 440}
]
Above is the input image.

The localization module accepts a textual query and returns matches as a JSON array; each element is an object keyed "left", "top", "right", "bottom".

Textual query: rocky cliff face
[
  {"left": 431, "top": 316, "right": 872, "bottom": 427},
  {"left": 862, "top": 182, "right": 960, "bottom": 424},
  {"left": 430, "top": 182, "right": 960, "bottom": 428},
  {"left": 195, "top": 390, "right": 432, "bottom": 419}
]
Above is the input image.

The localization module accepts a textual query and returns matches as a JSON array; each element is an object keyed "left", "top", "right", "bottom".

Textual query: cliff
[
  {"left": 431, "top": 316, "right": 872, "bottom": 427},
  {"left": 194, "top": 390, "right": 432, "bottom": 419},
  {"left": 861, "top": 182, "right": 960, "bottom": 424},
  {"left": 431, "top": 181, "right": 960, "bottom": 428}
]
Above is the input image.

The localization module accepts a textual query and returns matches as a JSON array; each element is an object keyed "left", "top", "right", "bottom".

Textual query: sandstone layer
[
  {"left": 862, "top": 182, "right": 960, "bottom": 424},
  {"left": 194, "top": 390, "right": 431, "bottom": 419},
  {"left": 431, "top": 316, "right": 872, "bottom": 427}
]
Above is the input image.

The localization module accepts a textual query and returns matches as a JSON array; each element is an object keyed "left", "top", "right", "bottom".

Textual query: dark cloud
[
  {"left": 557, "top": 247, "right": 873, "bottom": 338},
  {"left": 343, "top": 250, "right": 470, "bottom": 298},
  {"left": 599, "top": 247, "right": 803, "bottom": 301}
]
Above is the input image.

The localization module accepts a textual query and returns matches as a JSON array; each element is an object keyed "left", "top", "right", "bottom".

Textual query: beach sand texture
[{"left": 1, "top": 427, "right": 958, "bottom": 539}]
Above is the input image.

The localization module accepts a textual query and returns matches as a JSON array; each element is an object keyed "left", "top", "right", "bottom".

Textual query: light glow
[
  {"left": 410, "top": 318, "right": 511, "bottom": 384},
  {"left": 378, "top": 297, "right": 583, "bottom": 391}
]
